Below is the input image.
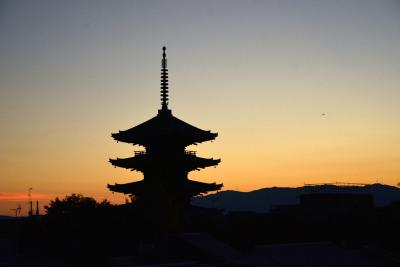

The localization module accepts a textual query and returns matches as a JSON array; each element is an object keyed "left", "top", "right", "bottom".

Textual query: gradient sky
[{"left": 1, "top": 0, "right": 400, "bottom": 215}]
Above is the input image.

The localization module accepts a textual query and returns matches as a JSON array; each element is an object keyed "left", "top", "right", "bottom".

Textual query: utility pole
[
  {"left": 35, "top": 200, "right": 40, "bottom": 216},
  {"left": 28, "top": 187, "right": 33, "bottom": 217}
]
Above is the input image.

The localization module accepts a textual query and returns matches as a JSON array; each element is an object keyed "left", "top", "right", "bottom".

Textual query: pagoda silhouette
[{"left": 108, "top": 47, "right": 222, "bottom": 217}]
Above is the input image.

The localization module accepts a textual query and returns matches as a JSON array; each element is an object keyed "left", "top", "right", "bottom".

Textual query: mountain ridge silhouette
[{"left": 192, "top": 183, "right": 400, "bottom": 213}]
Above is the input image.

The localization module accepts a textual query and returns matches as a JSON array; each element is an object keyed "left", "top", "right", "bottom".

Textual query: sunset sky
[{"left": 1, "top": 0, "right": 400, "bottom": 215}]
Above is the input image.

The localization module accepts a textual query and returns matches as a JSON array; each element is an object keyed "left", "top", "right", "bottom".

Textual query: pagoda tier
[
  {"left": 108, "top": 179, "right": 222, "bottom": 197},
  {"left": 111, "top": 110, "right": 217, "bottom": 147},
  {"left": 109, "top": 152, "right": 220, "bottom": 172}
]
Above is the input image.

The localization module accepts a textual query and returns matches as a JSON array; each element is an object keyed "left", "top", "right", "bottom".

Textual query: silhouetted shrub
[{"left": 45, "top": 193, "right": 111, "bottom": 216}]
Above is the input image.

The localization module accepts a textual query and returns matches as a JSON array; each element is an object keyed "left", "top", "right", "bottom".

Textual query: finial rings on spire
[{"left": 160, "top": 46, "right": 169, "bottom": 111}]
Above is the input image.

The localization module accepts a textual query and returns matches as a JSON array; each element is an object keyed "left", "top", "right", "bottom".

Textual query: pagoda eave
[
  {"left": 186, "top": 157, "right": 221, "bottom": 171},
  {"left": 107, "top": 179, "right": 222, "bottom": 197},
  {"left": 186, "top": 180, "right": 223, "bottom": 196},
  {"left": 111, "top": 132, "right": 218, "bottom": 146},
  {"left": 111, "top": 111, "right": 218, "bottom": 146},
  {"left": 109, "top": 157, "right": 145, "bottom": 172},
  {"left": 107, "top": 181, "right": 144, "bottom": 195},
  {"left": 109, "top": 155, "right": 220, "bottom": 172}
]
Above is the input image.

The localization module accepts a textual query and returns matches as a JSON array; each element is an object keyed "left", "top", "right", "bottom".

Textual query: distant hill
[{"left": 192, "top": 184, "right": 400, "bottom": 213}]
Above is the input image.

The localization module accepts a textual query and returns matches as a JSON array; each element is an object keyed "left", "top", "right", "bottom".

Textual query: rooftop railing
[
  {"left": 184, "top": 150, "right": 197, "bottom": 156},
  {"left": 304, "top": 182, "right": 369, "bottom": 193},
  {"left": 134, "top": 151, "right": 146, "bottom": 156}
]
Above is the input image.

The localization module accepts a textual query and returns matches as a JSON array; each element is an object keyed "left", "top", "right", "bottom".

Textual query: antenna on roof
[
  {"left": 160, "top": 46, "right": 169, "bottom": 111},
  {"left": 11, "top": 204, "right": 21, "bottom": 217}
]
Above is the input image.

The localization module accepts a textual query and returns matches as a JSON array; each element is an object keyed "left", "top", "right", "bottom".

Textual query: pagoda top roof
[
  {"left": 113, "top": 47, "right": 217, "bottom": 146},
  {"left": 112, "top": 109, "right": 217, "bottom": 146}
]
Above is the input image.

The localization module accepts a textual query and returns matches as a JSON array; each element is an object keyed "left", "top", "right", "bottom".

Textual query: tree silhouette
[{"left": 45, "top": 193, "right": 110, "bottom": 216}]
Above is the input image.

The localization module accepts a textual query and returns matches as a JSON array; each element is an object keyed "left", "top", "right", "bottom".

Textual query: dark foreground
[{"left": 1, "top": 202, "right": 400, "bottom": 267}]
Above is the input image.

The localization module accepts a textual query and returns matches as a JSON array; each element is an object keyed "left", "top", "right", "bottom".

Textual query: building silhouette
[{"left": 108, "top": 47, "right": 222, "bottom": 217}]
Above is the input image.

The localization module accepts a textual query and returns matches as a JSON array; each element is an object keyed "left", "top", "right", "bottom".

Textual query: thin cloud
[{"left": 0, "top": 192, "right": 53, "bottom": 201}]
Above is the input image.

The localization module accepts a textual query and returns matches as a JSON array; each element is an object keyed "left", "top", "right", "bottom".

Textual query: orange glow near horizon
[{"left": 0, "top": 192, "right": 52, "bottom": 202}]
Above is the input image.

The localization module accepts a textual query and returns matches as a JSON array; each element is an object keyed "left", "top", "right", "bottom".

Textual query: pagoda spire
[{"left": 160, "top": 46, "right": 169, "bottom": 111}]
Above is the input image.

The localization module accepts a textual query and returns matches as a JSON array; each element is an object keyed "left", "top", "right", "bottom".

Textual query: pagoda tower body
[{"left": 108, "top": 47, "right": 222, "bottom": 213}]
